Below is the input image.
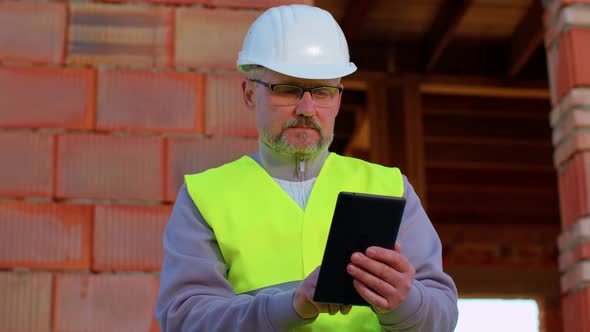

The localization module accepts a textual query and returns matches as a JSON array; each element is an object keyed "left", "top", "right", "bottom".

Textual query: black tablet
[{"left": 313, "top": 191, "right": 406, "bottom": 306}]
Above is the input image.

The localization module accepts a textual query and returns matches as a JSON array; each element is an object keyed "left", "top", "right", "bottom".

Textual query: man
[{"left": 156, "top": 4, "right": 458, "bottom": 331}]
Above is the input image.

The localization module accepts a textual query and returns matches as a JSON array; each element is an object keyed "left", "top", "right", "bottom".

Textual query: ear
[{"left": 242, "top": 80, "right": 256, "bottom": 110}]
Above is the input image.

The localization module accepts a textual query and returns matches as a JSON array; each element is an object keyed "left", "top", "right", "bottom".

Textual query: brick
[
  {"left": 165, "top": 137, "right": 257, "bottom": 200},
  {"left": 439, "top": 224, "right": 559, "bottom": 268},
  {"left": 67, "top": 3, "right": 173, "bottom": 68},
  {"left": 547, "top": 43, "right": 562, "bottom": 106},
  {"left": 205, "top": 73, "right": 257, "bottom": 137},
  {"left": 175, "top": 8, "right": 259, "bottom": 69},
  {"left": 561, "top": 287, "right": 590, "bottom": 332},
  {"left": 550, "top": 28, "right": 575, "bottom": 105},
  {"left": 54, "top": 274, "right": 160, "bottom": 332},
  {"left": 558, "top": 152, "right": 590, "bottom": 227},
  {"left": 545, "top": 5, "right": 590, "bottom": 49},
  {"left": 0, "top": 2, "right": 66, "bottom": 64},
  {"left": 93, "top": 204, "right": 171, "bottom": 272},
  {"left": 559, "top": 241, "right": 590, "bottom": 271},
  {"left": 0, "top": 67, "right": 95, "bottom": 130},
  {"left": 97, "top": 70, "right": 204, "bottom": 133},
  {"left": 56, "top": 134, "right": 165, "bottom": 201},
  {"left": 208, "top": 0, "right": 314, "bottom": 8},
  {"left": 547, "top": 1, "right": 590, "bottom": 17},
  {"left": 558, "top": 216, "right": 590, "bottom": 250},
  {"left": 0, "top": 132, "right": 54, "bottom": 198},
  {"left": 554, "top": 132, "right": 590, "bottom": 166},
  {"left": 550, "top": 28, "right": 590, "bottom": 105},
  {"left": 561, "top": 261, "right": 590, "bottom": 294},
  {"left": 444, "top": 243, "right": 501, "bottom": 266},
  {"left": 0, "top": 201, "right": 92, "bottom": 270},
  {"left": 553, "top": 109, "right": 590, "bottom": 145},
  {"left": 550, "top": 88, "right": 590, "bottom": 126},
  {"left": 438, "top": 224, "right": 559, "bottom": 245},
  {"left": 0, "top": 272, "right": 52, "bottom": 332}
]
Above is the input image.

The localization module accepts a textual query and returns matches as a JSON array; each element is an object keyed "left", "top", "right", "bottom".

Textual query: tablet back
[{"left": 313, "top": 191, "right": 406, "bottom": 306}]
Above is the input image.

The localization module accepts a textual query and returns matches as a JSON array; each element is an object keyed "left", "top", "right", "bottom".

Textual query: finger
[
  {"left": 364, "top": 247, "right": 412, "bottom": 274},
  {"left": 306, "top": 266, "right": 322, "bottom": 290},
  {"left": 315, "top": 303, "right": 330, "bottom": 313},
  {"left": 350, "top": 253, "right": 404, "bottom": 286},
  {"left": 340, "top": 305, "right": 352, "bottom": 315},
  {"left": 301, "top": 282, "right": 316, "bottom": 301},
  {"left": 328, "top": 304, "right": 339, "bottom": 315},
  {"left": 352, "top": 279, "right": 390, "bottom": 309},
  {"left": 348, "top": 262, "right": 398, "bottom": 297},
  {"left": 394, "top": 243, "right": 402, "bottom": 253}
]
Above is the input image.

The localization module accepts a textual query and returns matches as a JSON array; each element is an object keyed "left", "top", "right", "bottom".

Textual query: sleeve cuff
[
  {"left": 376, "top": 281, "right": 424, "bottom": 326},
  {"left": 267, "top": 290, "right": 316, "bottom": 331}
]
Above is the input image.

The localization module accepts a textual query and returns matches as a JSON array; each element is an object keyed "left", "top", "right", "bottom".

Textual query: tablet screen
[{"left": 313, "top": 191, "right": 406, "bottom": 306}]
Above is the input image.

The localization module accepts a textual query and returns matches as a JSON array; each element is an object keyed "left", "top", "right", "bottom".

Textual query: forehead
[{"left": 261, "top": 69, "right": 340, "bottom": 87}]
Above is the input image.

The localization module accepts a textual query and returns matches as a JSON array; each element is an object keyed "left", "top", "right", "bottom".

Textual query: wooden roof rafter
[
  {"left": 507, "top": 0, "right": 545, "bottom": 78},
  {"left": 423, "top": 0, "right": 474, "bottom": 72}
]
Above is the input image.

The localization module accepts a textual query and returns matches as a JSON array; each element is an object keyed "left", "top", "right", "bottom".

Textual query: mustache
[{"left": 282, "top": 117, "right": 322, "bottom": 131}]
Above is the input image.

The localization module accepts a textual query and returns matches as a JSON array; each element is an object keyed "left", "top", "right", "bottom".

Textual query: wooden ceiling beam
[
  {"left": 507, "top": 1, "right": 545, "bottom": 78},
  {"left": 340, "top": 0, "right": 375, "bottom": 47},
  {"left": 423, "top": 0, "right": 474, "bottom": 72}
]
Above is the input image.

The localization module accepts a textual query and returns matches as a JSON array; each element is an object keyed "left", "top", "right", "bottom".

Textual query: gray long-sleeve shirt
[{"left": 155, "top": 159, "right": 458, "bottom": 331}]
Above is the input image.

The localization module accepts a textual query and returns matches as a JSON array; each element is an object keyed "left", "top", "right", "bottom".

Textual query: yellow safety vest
[{"left": 185, "top": 153, "right": 404, "bottom": 331}]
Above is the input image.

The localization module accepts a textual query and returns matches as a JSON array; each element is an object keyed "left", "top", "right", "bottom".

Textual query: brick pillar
[{"left": 545, "top": 1, "right": 590, "bottom": 331}]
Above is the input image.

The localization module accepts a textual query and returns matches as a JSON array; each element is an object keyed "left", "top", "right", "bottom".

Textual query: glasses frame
[{"left": 248, "top": 79, "right": 343, "bottom": 106}]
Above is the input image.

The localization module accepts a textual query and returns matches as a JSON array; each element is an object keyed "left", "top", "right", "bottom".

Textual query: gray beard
[{"left": 261, "top": 130, "right": 333, "bottom": 160}]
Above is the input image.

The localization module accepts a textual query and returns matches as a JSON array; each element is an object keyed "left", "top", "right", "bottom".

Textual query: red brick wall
[{"left": 0, "top": 1, "right": 310, "bottom": 331}]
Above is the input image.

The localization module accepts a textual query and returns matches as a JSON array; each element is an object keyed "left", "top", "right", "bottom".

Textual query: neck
[{"left": 250, "top": 139, "right": 330, "bottom": 181}]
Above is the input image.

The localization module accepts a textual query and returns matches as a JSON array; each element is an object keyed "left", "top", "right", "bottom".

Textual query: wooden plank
[
  {"left": 385, "top": 77, "right": 427, "bottom": 202},
  {"left": 430, "top": 211, "right": 558, "bottom": 225},
  {"left": 508, "top": 0, "right": 545, "bottom": 77},
  {"left": 427, "top": 188, "right": 558, "bottom": 211},
  {"left": 402, "top": 77, "right": 426, "bottom": 202},
  {"left": 424, "top": 140, "right": 553, "bottom": 167},
  {"left": 424, "top": 136, "right": 552, "bottom": 147},
  {"left": 425, "top": 161, "right": 554, "bottom": 172},
  {"left": 428, "top": 184, "right": 555, "bottom": 194},
  {"left": 423, "top": 0, "right": 474, "bottom": 72},
  {"left": 426, "top": 166, "right": 558, "bottom": 189},
  {"left": 366, "top": 76, "right": 426, "bottom": 201},
  {"left": 421, "top": 73, "right": 548, "bottom": 88},
  {"left": 367, "top": 77, "right": 391, "bottom": 166},
  {"left": 447, "top": 266, "right": 560, "bottom": 297},
  {"left": 420, "top": 83, "right": 549, "bottom": 99}
]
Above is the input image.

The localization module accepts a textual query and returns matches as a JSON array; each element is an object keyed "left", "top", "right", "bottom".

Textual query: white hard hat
[{"left": 237, "top": 5, "right": 357, "bottom": 79}]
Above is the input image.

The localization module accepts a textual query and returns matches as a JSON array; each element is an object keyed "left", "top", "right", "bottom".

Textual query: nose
[{"left": 295, "top": 91, "right": 316, "bottom": 117}]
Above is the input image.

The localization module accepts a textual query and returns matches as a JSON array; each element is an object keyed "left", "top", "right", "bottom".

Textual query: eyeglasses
[{"left": 248, "top": 79, "right": 343, "bottom": 107}]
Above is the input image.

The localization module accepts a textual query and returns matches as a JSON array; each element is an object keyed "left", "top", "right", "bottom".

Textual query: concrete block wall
[{"left": 0, "top": 1, "right": 310, "bottom": 331}]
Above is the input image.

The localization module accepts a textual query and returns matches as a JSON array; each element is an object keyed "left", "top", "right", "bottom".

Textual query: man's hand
[
  {"left": 292, "top": 266, "right": 353, "bottom": 319},
  {"left": 346, "top": 243, "right": 416, "bottom": 312}
]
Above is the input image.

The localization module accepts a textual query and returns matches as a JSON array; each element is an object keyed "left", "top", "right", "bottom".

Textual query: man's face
[{"left": 242, "top": 69, "right": 342, "bottom": 159}]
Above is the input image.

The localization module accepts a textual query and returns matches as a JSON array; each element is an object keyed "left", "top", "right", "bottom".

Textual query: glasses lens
[
  {"left": 312, "top": 87, "right": 340, "bottom": 106},
  {"left": 271, "top": 85, "right": 302, "bottom": 105}
]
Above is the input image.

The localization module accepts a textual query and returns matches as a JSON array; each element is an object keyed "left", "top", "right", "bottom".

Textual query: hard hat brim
[{"left": 239, "top": 62, "right": 358, "bottom": 80}]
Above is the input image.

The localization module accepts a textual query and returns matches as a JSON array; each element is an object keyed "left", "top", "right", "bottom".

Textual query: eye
[
  {"left": 273, "top": 85, "right": 301, "bottom": 96},
  {"left": 314, "top": 87, "right": 338, "bottom": 98},
  {"left": 314, "top": 88, "right": 330, "bottom": 97}
]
